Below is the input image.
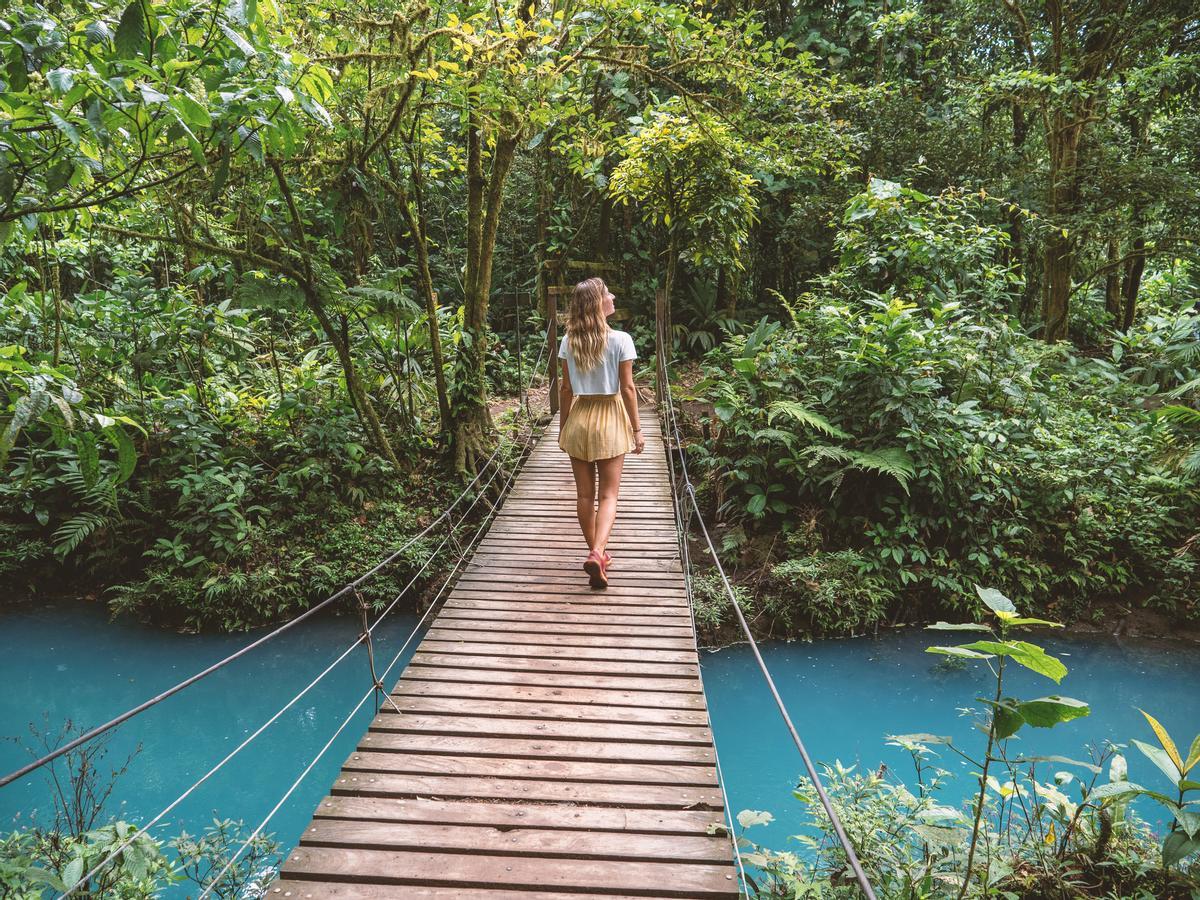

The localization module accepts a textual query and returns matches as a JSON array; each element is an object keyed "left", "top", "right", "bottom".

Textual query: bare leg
[
  {"left": 569, "top": 456, "right": 597, "bottom": 547},
  {"left": 592, "top": 454, "right": 625, "bottom": 555}
]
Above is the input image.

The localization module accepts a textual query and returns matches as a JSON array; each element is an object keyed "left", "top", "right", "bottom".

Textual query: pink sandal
[{"left": 583, "top": 550, "right": 609, "bottom": 589}]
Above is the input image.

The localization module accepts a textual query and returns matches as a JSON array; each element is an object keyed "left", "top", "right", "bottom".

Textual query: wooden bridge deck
[{"left": 269, "top": 407, "right": 738, "bottom": 899}]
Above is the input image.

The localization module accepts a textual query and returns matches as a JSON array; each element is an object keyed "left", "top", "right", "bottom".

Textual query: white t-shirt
[{"left": 559, "top": 329, "right": 637, "bottom": 395}]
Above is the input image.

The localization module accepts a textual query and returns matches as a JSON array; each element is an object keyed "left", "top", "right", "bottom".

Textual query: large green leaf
[
  {"left": 1014, "top": 696, "right": 1089, "bottom": 728},
  {"left": 1134, "top": 738, "right": 1182, "bottom": 785},
  {"left": 960, "top": 640, "right": 1067, "bottom": 683},
  {"left": 927, "top": 621, "right": 992, "bottom": 632},
  {"left": 1162, "top": 830, "right": 1200, "bottom": 868},
  {"left": 114, "top": 0, "right": 147, "bottom": 58}
]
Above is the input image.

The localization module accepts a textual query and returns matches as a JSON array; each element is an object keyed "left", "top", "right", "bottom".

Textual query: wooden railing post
[
  {"left": 654, "top": 287, "right": 667, "bottom": 407},
  {"left": 548, "top": 288, "right": 559, "bottom": 415}
]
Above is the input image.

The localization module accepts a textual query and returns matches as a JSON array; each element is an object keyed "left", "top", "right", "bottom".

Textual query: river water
[{"left": 2, "top": 600, "right": 1197, "bottom": 891}]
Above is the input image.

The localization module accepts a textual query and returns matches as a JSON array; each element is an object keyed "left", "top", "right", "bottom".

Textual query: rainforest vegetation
[
  {"left": 2, "top": 0, "right": 1198, "bottom": 636},
  {"left": 2, "top": 0, "right": 1199, "bottom": 894}
]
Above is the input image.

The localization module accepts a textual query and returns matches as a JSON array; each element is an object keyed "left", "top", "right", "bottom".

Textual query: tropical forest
[{"left": 1, "top": 0, "right": 1198, "bottom": 896}]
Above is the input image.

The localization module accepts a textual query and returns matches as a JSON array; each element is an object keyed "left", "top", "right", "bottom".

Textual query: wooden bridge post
[
  {"left": 654, "top": 287, "right": 667, "bottom": 407},
  {"left": 548, "top": 288, "right": 559, "bottom": 415}
]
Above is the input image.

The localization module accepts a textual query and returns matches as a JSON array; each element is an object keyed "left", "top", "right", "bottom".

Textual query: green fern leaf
[
  {"left": 843, "top": 447, "right": 917, "bottom": 494},
  {"left": 76, "top": 432, "right": 100, "bottom": 489},
  {"left": 53, "top": 511, "right": 109, "bottom": 559},
  {"left": 105, "top": 425, "right": 137, "bottom": 484},
  {"left": 768, "top": 400, "right": 850, "bottom": 439}
]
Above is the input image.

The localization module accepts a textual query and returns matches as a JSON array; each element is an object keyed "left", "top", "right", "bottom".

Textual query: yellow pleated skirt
[{"left": 558, "top": 394, "right": 636, "bottom": 462}]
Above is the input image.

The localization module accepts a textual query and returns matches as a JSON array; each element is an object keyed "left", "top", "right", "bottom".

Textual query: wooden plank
[
  {"left": 267, "top": 881, "right": 679, "bottom": 900},
  {"left": 312, "top": 795, "right": 724, "bottom": 833},
  {"left": 279, "top": 847, "right": 736, "bottom": 897},
  {"left": 368, "top": 713, "right": 714, "bottom": 745},
  {"left": 340, "top": 751, "right": 717, "bottom": 785},
  {"left": 435, "top": 615, "right": 694, "bottom": 635},
  {"left": 357, "top": 733, "right": 715, "bottom": 765},
  {"left": 390, "top": 680, "right": 706, "bottom": 710},
  {"left": 299, "top": 819, "right": 730, "bottom": 862},
  {"left": 329, "top": 772, "right": 724, "bottom": 808},
  {"left": 423, "top": 628, "right": 696, "bottom": 650},
  {"left": 406, "top": 652, "right": 699, "bottom": 677},
  {"left": 398, "top": 664, "right": 704, "bottom": 693},
  {"left": 416, "top": 641, "right": 696, "bottom": 664},
  {"left": 441, "top": 598, "right": 692, "bottom": 618},
  {"left": 379, "top": 695, "right": 710, "bottom": 725},
  {"left": 438, "top": 605, "right": 693, "bottom": 626}
]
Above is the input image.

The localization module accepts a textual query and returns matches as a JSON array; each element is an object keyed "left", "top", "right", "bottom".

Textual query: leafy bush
[{"left": 688, "top": 184, "right": 1200, "bottom": 631}]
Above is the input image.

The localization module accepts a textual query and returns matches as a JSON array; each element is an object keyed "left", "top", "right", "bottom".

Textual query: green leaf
[
  {"left": 961, "top": 640, "right": 1067, "bottom": 683},
  {"left": 1014, "top": 696, "right": 1089, "bottom": 728},
  {"left": 988, "top": 698, "right": 1025, "bottom": 740},
  {"left": 1084, "top": 781, "right": 1145, "bottom": 804},
  {"left": 1185, "top": 734, "right": 1200, "bottom": 775},
  {"left": 1162, "top": 830, "right": 1200, "bottom": 868},
  {"left": 926, "top": 645, "right": 993, "bottom": 659},
  {"left": 975, "top": 585, "right": 1016, "bottom": 616},
  {"left": 1140, "top": 709, "right": 1185, "bottom": 773},
  {"left": 105, "top": 426, "right": 136, "bottom": 484},
  {"left": 77, "top": 432, "right": 100, "bottom": 490},
  {"left": 1176, "top": 809, "right": 1200, "bottom": 839},
  {"left": 1134, "top": 738, "right": 1182, "bottom": 785},
  {"left": 220, "top": 23, "right": 257, "bottom": 57},
  {"left": 172, "top": 92, "right": 211, "bottom": 129},
  {"left": 48, "top": 111, "right": 81, "bottom": 146},
  {"left": 114, "top": 0, "right": 147, "bottom": 58},
  {"left": 767, "top": 400, "right": 850, "bottom": 439},
  {"left": 926, "top": 622, "right": 992, "bottom": 632},
  {"left": 1004, "top": 617, "right": 1063, "bottom": 628},
  {"left": 62, "top": 857, "right": 84, "bottom": 891},
  {"left": 1013, "top": 755, "right": 1101, "bottom": 774}
]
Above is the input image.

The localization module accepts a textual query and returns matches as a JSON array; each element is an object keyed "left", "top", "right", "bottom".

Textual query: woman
[{"left": 557, "top": 277, "right": 646, "bottom": 588}]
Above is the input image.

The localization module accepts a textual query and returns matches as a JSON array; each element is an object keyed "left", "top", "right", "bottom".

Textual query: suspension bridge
[{"left": 2, "top": 299, "right": 876, "bottom": 899}]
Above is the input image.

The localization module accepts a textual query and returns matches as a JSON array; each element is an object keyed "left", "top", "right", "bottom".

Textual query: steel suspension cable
[
  {"left": 657, "top": 394, "right": 749, "bottom": 890},
  {"left": 192, "top": 373, "right": 547, "bottom": 900},
  {"left": 660, "top": 357, "right": 878, "bottom": 900},
  {"left": 57, "top": 433, "right": 529, "bottom": 899}
]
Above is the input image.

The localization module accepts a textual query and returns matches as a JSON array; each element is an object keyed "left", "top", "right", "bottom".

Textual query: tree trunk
[
  {"left": 1041, "top": 114, "right": 1085, "bottom": 342},
  {"left": 1120, "top": 235, "right": 1146, "bottom": 332},
  {"left": 1104, "top": 239, "right": 1122, "bottom": 320},
  {"left": 385, "top": 154, "right": 450, "bottom": 437},
  {"left": 451, "top": 110, "right": 519, "bottom": 470}
]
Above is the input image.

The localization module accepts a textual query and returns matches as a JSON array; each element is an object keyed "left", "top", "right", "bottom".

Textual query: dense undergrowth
[
  {"left": 0, "top": 239, "right": 540, "bottom": 631},
  {"left": 685, "top": 182, "right": 1200, "bottom": 639}
]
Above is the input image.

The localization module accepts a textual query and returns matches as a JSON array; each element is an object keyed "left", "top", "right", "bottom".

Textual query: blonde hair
[{"left": 566, "top": 277, "right": 610, "bottom": 372}]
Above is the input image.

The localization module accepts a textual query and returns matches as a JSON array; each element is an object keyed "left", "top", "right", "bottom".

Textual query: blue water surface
[
  {"left": 0, "top": 598, "right": 420, "bottom": 893},
  {"left": 2, "top": 600, "right": 1198, "bottom": 891},
  {"left": 701, "top": 629, "right": 1200, "bottom": 851}
]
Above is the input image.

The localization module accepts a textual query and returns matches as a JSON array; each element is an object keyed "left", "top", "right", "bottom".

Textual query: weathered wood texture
[{"left": 269, "top": 408, "right": 737, "bottom": 898}]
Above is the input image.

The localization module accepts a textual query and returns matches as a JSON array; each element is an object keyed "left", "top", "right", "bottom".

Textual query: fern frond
[
  {"left": 1163, "top": 379, "right": 1200, "bottom": 402},
  {"left": 768, "top": 401, "right": 850, "bottom": 439},
  {"left": 53, "top": 511, "right": 110, "bottom": 559},
  {"left": 1156, "top": 404, "right": 1200, "bottom": 426},
  {"left": 842, "top": 447, "right": 916, "bottom": 493}
]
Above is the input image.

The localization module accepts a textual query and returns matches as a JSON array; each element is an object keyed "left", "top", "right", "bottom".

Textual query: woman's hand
[{"left": 633, "top": 428, "right": 645, "bottom": 455}]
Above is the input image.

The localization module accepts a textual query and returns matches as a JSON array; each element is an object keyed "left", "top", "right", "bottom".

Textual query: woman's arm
[
  {"left": 618, "top": 359, "right": 645, "bottom": 454},
  {"left": 559, "top": 360, "right": 573, "bottom": 426}
]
